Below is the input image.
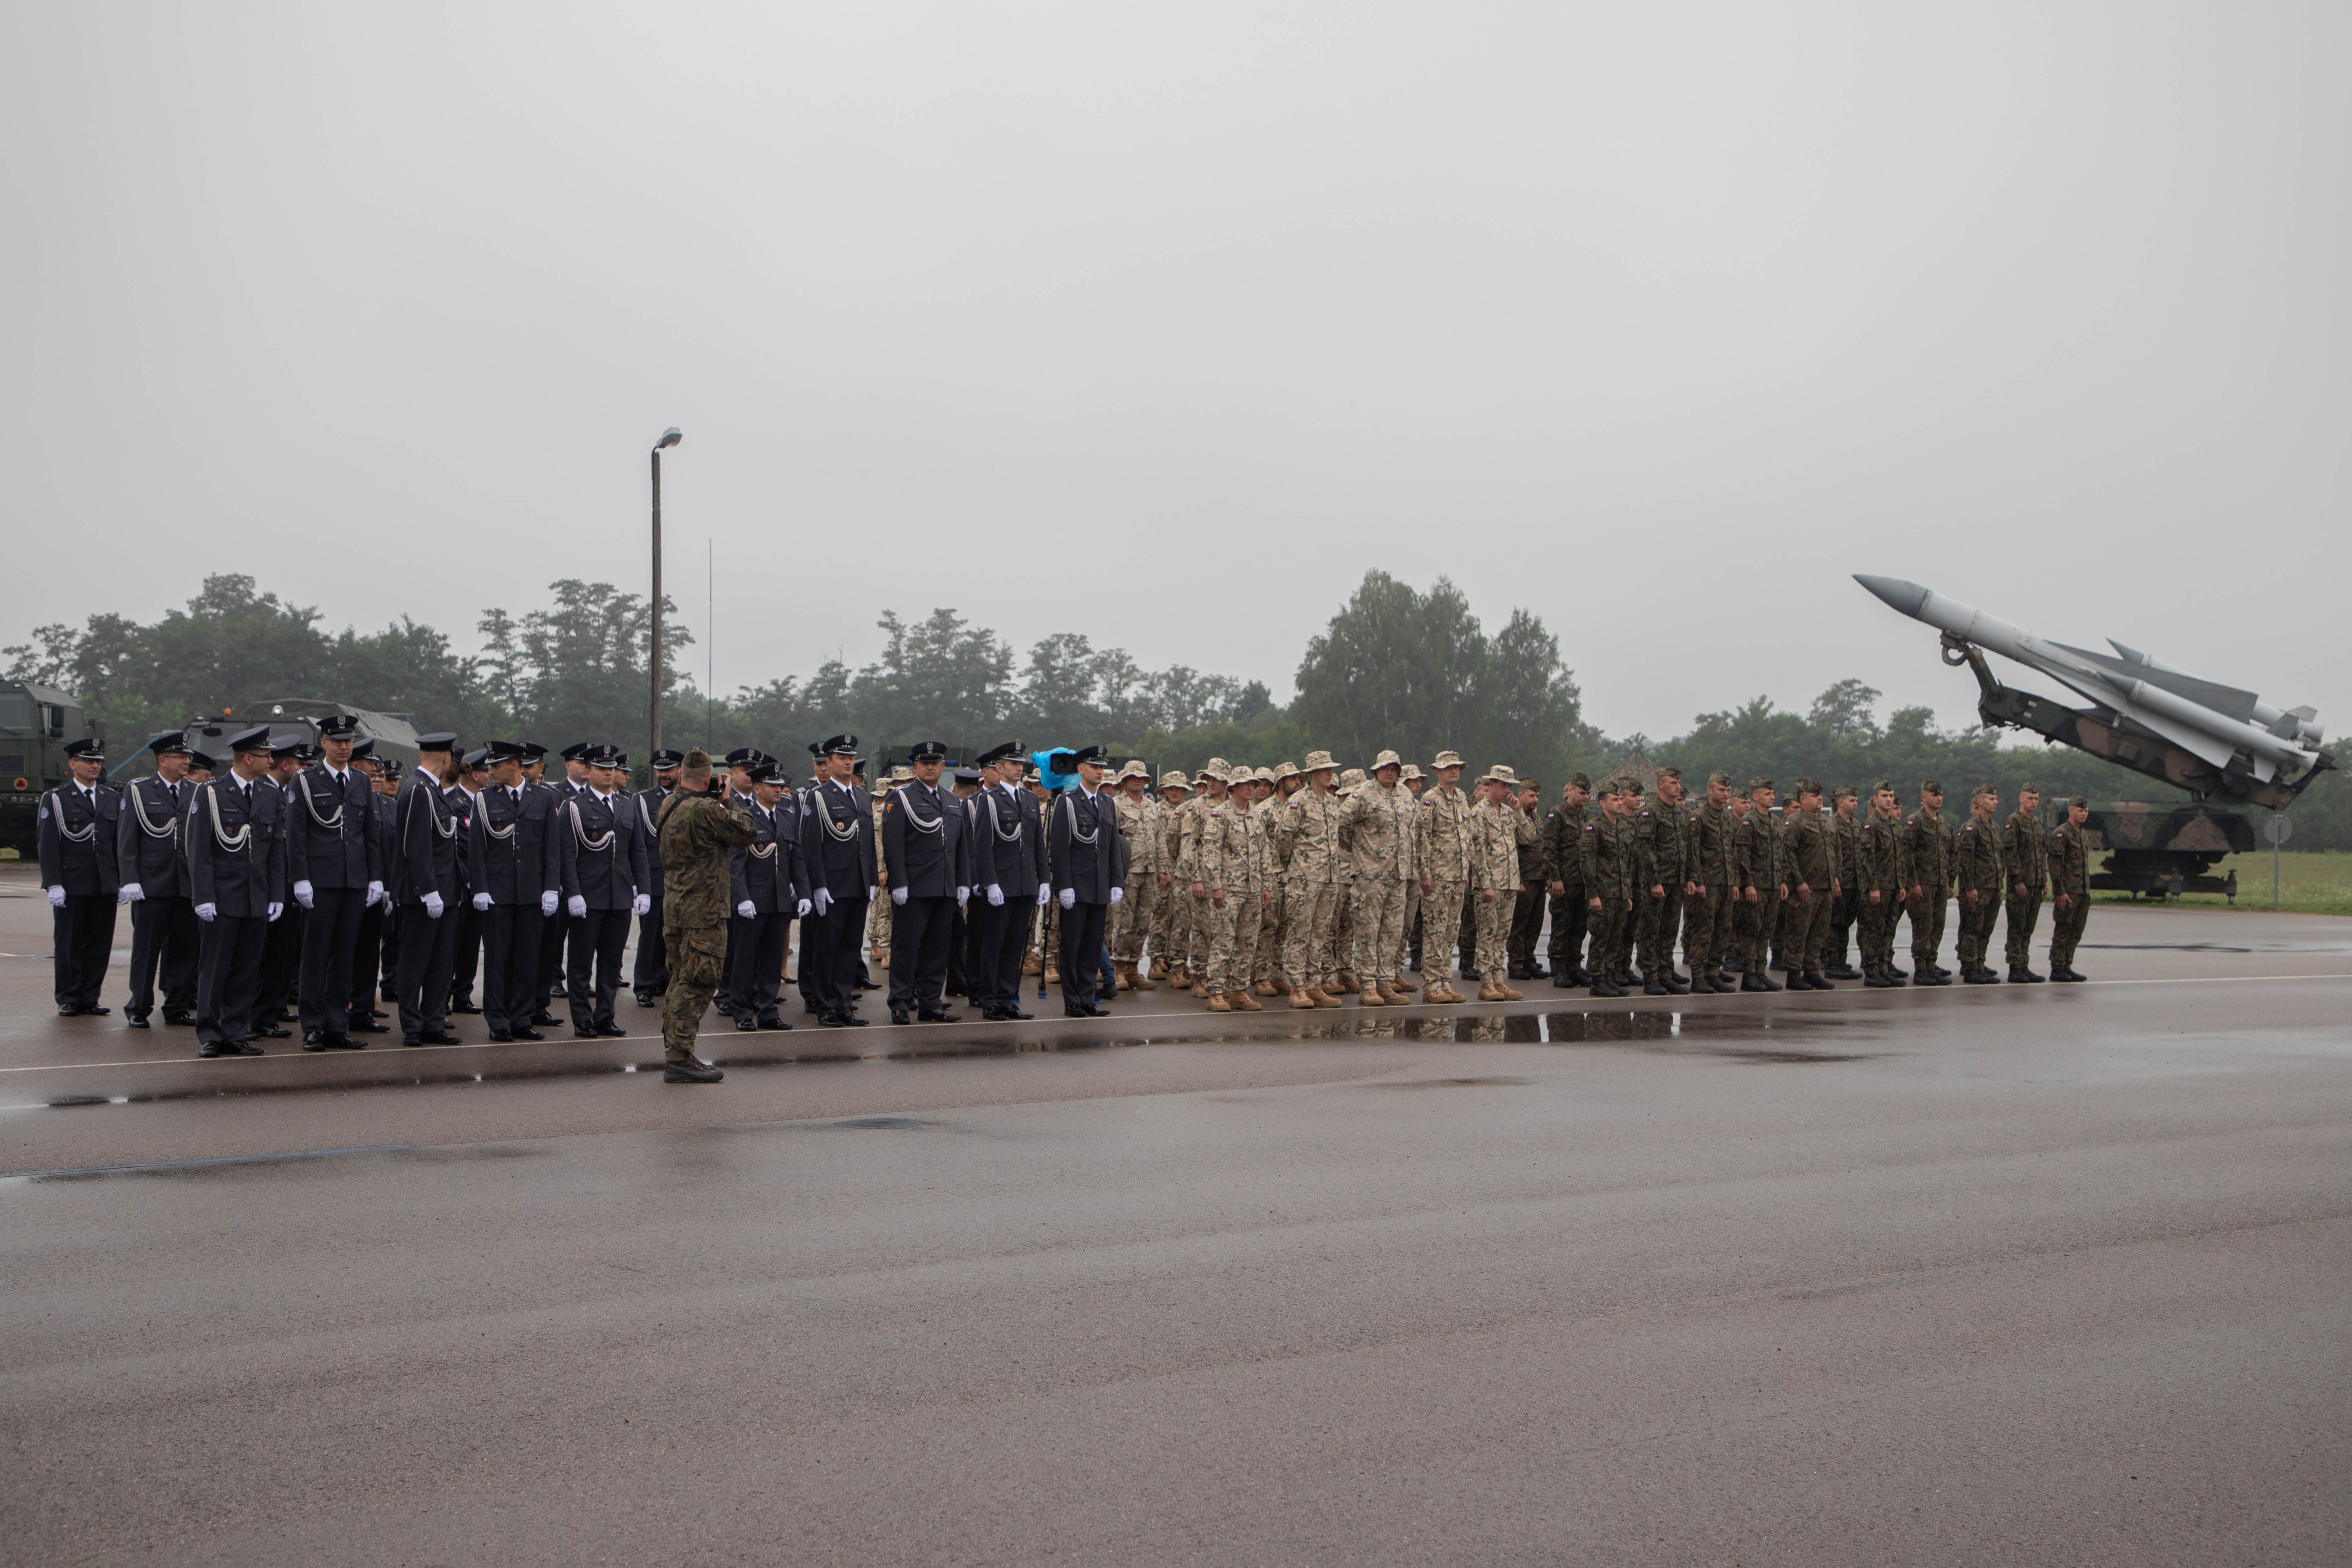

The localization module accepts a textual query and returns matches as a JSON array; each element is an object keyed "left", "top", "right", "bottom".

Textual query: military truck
[
  {"left": 179, "top": 699, "right": 422, "bottom": 778},
  {"left": 2079, "top": 800, "right": 2253, "bottom": 902},
  {"left": 0, "top": 680, "right": 101, "bottom": 856}
]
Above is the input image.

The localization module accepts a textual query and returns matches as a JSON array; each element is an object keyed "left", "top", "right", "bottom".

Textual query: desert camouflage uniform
[
  {"left": 1200, "top": 787, "right": 1271, "bottom": 995},
  {"left": 1151, "top": 787, "right": 1191, "bottom": 975},
  {"left": 1111, "top": 790, "right": 1163, "bottom": 968},
  {"left": 1253, "top": 787, "right": 1290, "bottom": 985},
  {"left": 1468, "top": 794, "right": 1521, "bottom": 982},
  {"left": 1337, "top": 776, "right": 1415, "bottom": 991},
  {"left": 656, "top": 788, "right": 757, "bottom": 1061},
  {"left": 1415, "top": 781, "right": 1476, "bottom": 984},
  {"left": 2002, "top": 804, "right": 2049, "bottom": 970},
  {"left": 1278, "top": 785, "right": 1349, "bottom": 991}
]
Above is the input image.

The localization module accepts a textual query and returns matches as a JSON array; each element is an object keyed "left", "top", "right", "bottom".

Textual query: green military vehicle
[
  {"left": 0, "top": 680, "right": 101, "bottom": 857},
  {"left": 179, "top": 698, "right": 422, "bottom": 777},
  {"left": 2078, "top": 800, "right": 2254, "bottom": 901}
]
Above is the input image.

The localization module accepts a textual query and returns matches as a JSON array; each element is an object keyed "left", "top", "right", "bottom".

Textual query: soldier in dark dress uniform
[
  {"left": 116, "top": 732, "right": 200, "bottom": 1028},
  {"left": 535, "top": 741, "right": 594, "bottom": 1009},
  {"left": 1048, "top": 745, "right": 1129, "bottom": 1018},
  {"left": 393, "top": 734, "right": 465, "bottom": 1045},
  {"left": 187, "top": 727, "right": 286, "bottom": 1055},
  {"left": 726, "top": 759, "right": 808, "bottom": 1030},
  {"left": 967, "top": 741, "right": 1045, "bottom": 1022},
  {"left": 250, "top": 736, "right": 311, "bottom": 1033},
  {"left": 468, "top": 740, "right": 562, "bottom": 1041},
  {"left": 797, "top": 735, "right": 877, "bottom": 1026},
  {"left": 946, "top": 766, "right": 983, "bottom": 999},
  {"left": 286, "top": 714, "right": 381, "bottom": 1050},
  {"left": 348, "top": 740, "right": 399, "bottom": 1029},
  {"left": 444, "top": 750, "right": 488, "bottom": 1015},
  {"left": 631, "top": 747, "right": 683, "bottom": 1007},
  {"left": 882, "top": 741, "right": 969, "bottom": 1025},
  {"left": 38, "top": 736, "right": 120, "bottom": 1016},
  {"left": 558, "top": 744, "right": 651, "bottom": 1037}
]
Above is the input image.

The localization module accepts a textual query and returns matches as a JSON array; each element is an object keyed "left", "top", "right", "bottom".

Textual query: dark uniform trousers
[
  {"left": 1546, "top": 887, "right": 1588, "bottom": 977},
  {"left": 256, "top": 901, "right": 305, "bottom": 1021},
  {"left": 973, "top": 894, "right": 1037, "bottom": 1011},
  {"left": 449, "top": 901, "right": 482, "bottom": 1005},
  {"left": 946, "top": 903, "right": 971, "bottom": 996},
  {"left": 1635, "top": 891, "right": 1681, "bottom": 980},
  {"left": 889, "top": 895, "right": 957, "bottom": 1014},
  {"left": 378, "top": 907, "right": 404, "bottom": 1001},
  {"left": 480, "top": 904, "right": 544, "bottom": 1034},
  {"left": 1906, "top": 889, "right": 1948, "bottom": 968},
  {"left": 1507, "top": 884, "right": 1545, "bottom": 972},
  {"left": 296, "top": 888, "right": 367, "bottom": 1036},
  {"left": 567, "top": 908, "right": 632, "bottom": 1030},
  {"left": 2004, "top": 887, "right": 2043, "bottom": 969},
  {"left": 1686, "top": 886, "right": 1735, "bottom": 974},
  {"left": 537, "top": 908, "right": 570, "bottom": 1001},
  {"left": 728, "top": 910, "right": 790, "bottom": 1025},
  {"left": 53, "top": 896, "right": 119, "bottom": 1011},
  {"left": 634, "top": 893, "right": 667, "bottom": 1001},
  {"left": 1826, "top": 885, "right": 1860, "bottom": 970},
  {"left": 395, "top": 903, "right": 459, "bottom": 1036},
  {"left": 195, "top": 914, "right": 269, "bottom": 1046},
  {"left": 1587, "top": 899, "right": 1629, "bottom": 984},
  {"left": 127, "top": 895, "right": 200, "bottom": 1019},
  {"left": 805, "top": 895, "right": 870, "bottom": 1016},
  {"left": 351, "top": 899, "right": 387, "bottom": 1014},
  {"left": 1057, "top": 899, "right": 1108, "bottom": 1010},
  {"left": 1859, "top": 892, "right": 1902, "bottom": 975}
]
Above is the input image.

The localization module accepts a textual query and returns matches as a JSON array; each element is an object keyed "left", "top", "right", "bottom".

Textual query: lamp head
[{"left": 654, "top": 427, "right": 683, "bottom": 451}]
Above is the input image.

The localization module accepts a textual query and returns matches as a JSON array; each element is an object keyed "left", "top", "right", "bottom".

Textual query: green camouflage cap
[
  {"left": 1569, "top": 771, "right": 1590, "bottom": 789},
  {"left": 1747, "top": 776, "right": 1773, "bottom": 792},
  {"left": 1795, "top": 777, "right": 1821, "bottom": 796},
  {"left": 1655, "top": 764, "right": 1681, "bottom": 780},
  {"left": 1707, "top": 770, "right": 1732, "bottom": 787},
  {"left": 1921, "top": 778, "right": 1943, "bottom": 794},
  {"left": 1873, "top": 779, "right": 1895, "bottom": 794},
  {"left": 2017, "top": 780, "right": 2039, "bottom": 794},
  {"left": 1973, "top": 782, "right": 1998, "bottom": 798},
  {"left": 1832, "top": 784, "right": 1858, "bottom": 801},
  {"left": 2069, "top": 794, "right": 2088, "bottom": 808}
]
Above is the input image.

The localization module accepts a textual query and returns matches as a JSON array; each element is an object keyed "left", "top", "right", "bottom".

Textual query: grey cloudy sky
[{"left": 7, "top": 3, "right": 2346, "bottom": 742}]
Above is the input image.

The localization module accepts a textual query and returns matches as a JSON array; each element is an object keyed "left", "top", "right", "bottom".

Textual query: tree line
[{"left": 8, "top": 570, "right": 2344, "bottom": 849}]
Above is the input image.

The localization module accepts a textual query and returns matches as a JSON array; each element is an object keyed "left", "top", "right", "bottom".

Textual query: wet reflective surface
[{"left": 2, "top": 878, "right": 2348, "bottom": 1565}]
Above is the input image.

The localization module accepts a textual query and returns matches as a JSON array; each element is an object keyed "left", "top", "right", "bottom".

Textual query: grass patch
[{"left": 2091, "top": 850, "right": 2352, "bottom": 916}]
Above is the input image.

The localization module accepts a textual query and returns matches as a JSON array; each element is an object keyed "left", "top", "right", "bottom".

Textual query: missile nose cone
[{"left": 1853, "top": 575, "right": 1930, "bottom": 618}]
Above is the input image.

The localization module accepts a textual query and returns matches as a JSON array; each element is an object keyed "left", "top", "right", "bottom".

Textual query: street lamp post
[{"left": 650, "top": 427, "right": 682, "bottom": 763}]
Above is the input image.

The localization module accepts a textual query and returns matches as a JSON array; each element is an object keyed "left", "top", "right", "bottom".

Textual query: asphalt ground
[{"left": 3, "top": 863, "right": 2348, "bottom": 1565}]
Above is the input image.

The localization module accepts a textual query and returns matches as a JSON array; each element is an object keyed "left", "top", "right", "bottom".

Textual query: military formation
[{"left": 40, "top": 724, "right": 2102, "bottom": 1077}]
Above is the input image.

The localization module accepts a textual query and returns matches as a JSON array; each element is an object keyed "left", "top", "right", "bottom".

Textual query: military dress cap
[
  {"left": 1158, "top": 770, "right": 1190, "bottom": 789},
  {"left": 1431, "top": 749, "right": 1463, "bottom": 769},
  {"left": 487, "top": 739, "right": 528, "bottom": 762},
  {"left": 1655, "top": 764, "right": 1681, "bottom": 780},
  {"left": 147, "top": 732, "right": 192, "bottom": 756},
  {"left": 746, "top": 760, "right": 786, "bottom": 784},
  {"left": 188, "top": 750, "right": 218, "bottom": 772},
  {"left": 1303, "top": 749, "right": 1337, "bottom": 773},
  {"left": 1400, "top": 763, "right": 1423, "bottom": 780},
  {"left": 806, "top": 741, "right": 827, "bottom": 760},
  {"left": 1705, "top": 770, "right": 1730, "bottom": 787},
  {"left": 650, "top": 748, "right": 684, "bottom": 770},
  {"left": 724, "top": 748, "right": 754, "bottom": 768},
  {"left": 952, "top": 767, "right": 982, "bottom": 787},
  {"left": 316, "top": 713, "right": 362, "bottom": 740},
  {"left": 462, "top": 748, "right": 491, "bottom": 769},
  {"left": 560, "top": 742, "right": 590, "bottom": 762},
  {"left": 1116, "top": 759, "right": 1149, "bottom": 781},
  {"left": 581, "top": 743, "right": 626, "bottom": 768},
  {"left": 1485, "top": 763, "right": 1517, "bottom": 784},
  {"left": 907, "top": 740, "right": 950, "bottom": 763},
  {"left": 519, "top": 741, "right": 547, "bottom": 760},
  {"left": 267, "top": 733, "right": 308, "bottom": 758},
  {"left": 417, "top": 732, "right": 459, "bottom": 752},
  {"left": 819, "top": 734, "right": 861, "bottom": 758},
  {"left": 975, "top": 741, "right": 1022, "bottom": 767},
  {"left": 1747, "top": 775, "right": 1773, "bottom": 791},
  {"left": 351, "top": 738, "right": 377, "bottom": 760},
  {"left": 1371, "top": 749, "right": 1403, "bottom": 771},
  {"left": 1070, "top": 744, "right": 1110, "bottom": 766},
  {"left": 63, "top": 737, "right": 106, "bottom": 762},
  {"left": 225, "top": 725, "right": 274, "bottom": 756}
]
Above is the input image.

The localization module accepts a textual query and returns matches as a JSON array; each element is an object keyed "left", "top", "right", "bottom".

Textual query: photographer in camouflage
[{"left": 653, "top": 747, "right": 756, "bottom": 1083}]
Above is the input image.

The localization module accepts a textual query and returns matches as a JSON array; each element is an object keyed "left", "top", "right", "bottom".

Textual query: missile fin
[{"left": 2053, "top": 645, "right": 2260, "bottom": 722}]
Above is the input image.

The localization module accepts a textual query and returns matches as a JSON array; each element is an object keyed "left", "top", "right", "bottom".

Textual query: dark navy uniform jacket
[
  {"left": 38, "top": 780, "right": 121, "bottom": 897},
  {"left": 633, "top": 785, "right": 673, "bottom": 891},
  {"left": 187, "top": 775, "right": 285, "bottom": 917},
  {"left": 968, "top": 782, "right": 1044, "bottom": 895},
  {"left": 116, "top": 775, "right": 190, "bottom": 898},
  {"left": 285, "top": 763, "right": 379, "bottom": 890},
  {"left": 797, "top": 777, "right": 876, "bottom": 900},
  {"left": 559, "top": 787, "right": 650, "bottom": 910},
  {"left": 1049, "top": 786, "right": 1130, "bottom": 905},
  {"left": 394, "top": 768, "right": 464, "bottom": 905},
  {"left": 468, "top": 783, "right": 562, "bottom": 906},
  {"left": 729, "top": 795, "right": 809, "bottom": 914},
  {"left": 882, "top": 779, "right": 969, "bottom": 899}
]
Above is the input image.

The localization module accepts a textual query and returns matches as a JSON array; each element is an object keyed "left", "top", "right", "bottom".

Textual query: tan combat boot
[
  {"left": 1205, "top": 992, "right": 1231, "bottom": 1012},
  {"left": 1308, "top": 985, "right": 1342, "bottom": 1009},
  {"left": 1253, "top": 978, "right": 1278, "bottom": 997},
  {"left": 1334, "top": 972, "right": 1362, "bottom": 995},
  {"left": 1231, "top": 988, "right": 1262, "bottom": 1012},
  {"left": 1191, "top": 979, "right": 1209, "bottom": 999},
  {"left": 1150, "top": 959, "right": 1169, "bottom": 981},
  {"left": 1289, "top": 986, "right": 1316, "bottom": 1009},
  {"left": 1168, "top": 965, "right": 1190, "bottom": 989},
  {"left": 1478, "top": 979, "right": 1510, "bottom": 1001},
  {"left": 1022, "top": 953, "right": 1043, "bottom": 976},
  {"left": 1389, "top": 976, "right": 1417, "bottom": 992},
  {"left": 1377, "top": 985, "right": 1408, "bottom": 1005},
  {"left": 1359, "top": 988, "right": 1389, "bottom": 1007},
  {"left": 1498, "top": 980, "right": 1524, "bottom": 1000},
  {"left": 1130, "top": 965, "right": 1157, "bottom": 991},
  {"left": 1428, "top": 982, "right": 1464, "bottom": 1003}
]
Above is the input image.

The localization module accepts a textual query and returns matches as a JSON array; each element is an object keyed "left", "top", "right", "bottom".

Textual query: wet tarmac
[{"left": 2, "top": 866, "right": 2348, "bottom": 1564}]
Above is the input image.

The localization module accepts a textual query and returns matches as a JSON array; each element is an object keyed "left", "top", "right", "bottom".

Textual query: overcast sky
[{"left": 7, "top": 3, "right": 2346, "bottom": 743}]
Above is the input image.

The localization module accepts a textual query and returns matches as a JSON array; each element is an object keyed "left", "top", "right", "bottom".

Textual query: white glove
[
  {"left": 540, "top": 890, "right": 558, "bottom": 917},
  {"left": 567, "top": 895, "right": 587, "bottom": 918},
  {"left": 633, "top": 894, "right": 651, "bottom": 916},
  {"left": 365, "top": 880, "right": 384, "bottom": 908},
  {"left": 869, "top": 885, "right": 879, "bottom": 903},
  {"left": 814, "top": 887, "right": 833, "bottom": 916},
  {"left": 294, "top": 879, "right": 315, "bottom": 910},
  {"left": 795, "top": 898, "right": 812, "bottom": 918},
  {"left": 1036, "top": 882, "right": 1051, "bottom": 906},
  {"left": 737, "top": 900, "right": 756, "bottom": 920},
  {"left": 1058, "top": 887, "right": 1076, "bottom": 911},
  {"left": 267, "top": 901, "right": 284, "bottom": 923},
  {"left": 1109, "top": 886, "right": 1123, "bottom": 906},
  {"left": 986, "top": 884, "right": 1004, "bottom": 907},
  {"left": 119, "top": 882, "right": 144, "bottom": 906},
  {"left": 46, "top": 885, "right": 65, "bottom": 908},
  {"left": 423, "top": 891, "right": 445, "bottom": 919},
  {"left": 957, "top": 888, "right": 969, "bottom": 910},
  {"left": 195, "top": 902, "right": 217, "bottom": 922},
  {"left": 472, "top": 891, "right": 493, "bottom": 912},
  {"left": 892, "top": 886, "right": 908, "bottom": 906}
]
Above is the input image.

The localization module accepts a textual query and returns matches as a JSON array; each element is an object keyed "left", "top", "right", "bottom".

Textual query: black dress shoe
[
  {"left": 1064, "top": 1004, "right": 1110, "bottom": 1018},
  {"left": 664, "top": 1056, "right": 724, "bottom": 1084},
  {"left": 58, "top": 1004, "right": 83, "bottom": 1017},
  {"left": 512, "top": 1027, "right": 544, "bottom": 1041},
  {"left": 198, "top": 1042, "right": 227, "bottom": 1058},
  {"left": 918, "top": 1010, "right": 960, "bottom": 1024},
  {"left": 415, "top": 1029, "right": 461, "bottom": 1045},
  {"left": 163, "top": 1011, "right": 195, "bottom": 1027},
  {"left": 403, "top": 1032, "right": 425, "bottom": 1047},
  {"left": 488, "top": 1029, "right": 514, "bottom": 1042},
  {"left": 889, "top": 1009, "right": 912, "bottom": 1026},
  {"left": 220, "top": 1040, "right": 265, "bottom": 1056},
  {"left": 530, "top": 1011, "right": 562, "bottom": 1027},
  {"left": 736, "top": 1016, "right": 761, "bottom": 1031},
  {"left": 596, "top": 1022, "right": 627, "bottom": 1037},
  {"left": 253, "top": 1025, "right": 291, "bottom": 1039},
  {"left": 448, "top": 1001, "right": 482, "bottom": 1015},
  {"left": 1002, "top": 1007, "right": 1034, "bottom": 1021},
  {"left": 633, "top": 992, "right": 657, "bottom": 1008},
  {"left": 855, "top": 977, "right": 882, "bottom": 991},
  {"left": 303, "top": 1031, "right": 328, "bottom": 1051},
  {"left": 838, "top": 1012, "right": 868, "bottom": 1026},
  {"left": 759, "top": 1017, "right": 793, "bottom": 1031},
  {"left": 125, "top": 1015, "right": 150, "bottom": 1029},
  {"left": 573, "top": 1028, "right": 600, "bottom": 1040},
  {"left": 351, "top": 1018, "right": 391, "bottom": 1033}
]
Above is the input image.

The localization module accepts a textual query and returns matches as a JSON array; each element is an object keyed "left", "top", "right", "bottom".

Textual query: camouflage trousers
[
  {"left": 1421, "top": 878, "right": 1466, "bottom": 980},
  {"left": 1351, "top": 873, "right": 1408, "bottom": 988},
  {"left": 1858, "top": 891, "right": 1902, "bottom": 974},
  {"left": 1586, "top": 897, "right": 1629, "bottom": 984},
  {"left": 660, "top": 921, "right": 726, "bottom": 1061},
  {"left": 1472, "top": 888, "right": 1513, "bottom": 981},
  {"left": 1186, "top": 887, "right": 1213, "bottom": 976},
  {"left": 1955, "top": 888, "right": 2002, "bottom": 968},
  {"left": 867, "top": 890, "right": 892, "bottom": 958},
  {"left": 1330, "top": 883, "right": 1356, "bottom": 979},
  {"left": 1395, "top": 879, "right": 1419, "bottom": 978},
  {"left": 1507, "top": 884, "right": 1544, "bottom": 971},
  {"left": 1205, "top": 891, "right": 1263, "bottom": 995},
  {"left": 2049, "top": 891, "right": 2089, "bottom": 967},
  {"left": 1153, "top": 878, "right": 1187, "bottom": 973},
  {"left": 1635, "top": 889, "right": 1681, "bottom": 980},
  {"left": 1684, "top": 887, "right": 1736, "bottom": 975},
  {"left": 1786, "top": 889, "right": 1834, "bottom": 974},
  {"left": 2003, "top": 888, "right": 2043, "bottom": 969},
  {"left": 1256, "top": 883, "right": 1287, "bottom": 985},
  {"left": 1905, "top": 890, "right": 1948, "bottom": 967},
  {"left": 1825, "top": 887, "right": 1859, "bottom": 970},
  {"left": 1110, "top": 866, "right": 1159, "bottom": 965},
  {"left": 1283, "top": 876, "right": 1341, "bottom": 989},
  {"left": 1547, "top": 884, "right": 1588, "bottom": 976},
  {"left": 1741, "top": 890, "right": 1782, "bottom": 970}
]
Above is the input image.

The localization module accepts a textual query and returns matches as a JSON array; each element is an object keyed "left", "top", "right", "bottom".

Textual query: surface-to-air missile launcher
[
  {"left": 0, "top": 680, "right": 101, "bottom": 857},
  {"left": 179, "top": 699, "right": 422, "bottom": 777}
]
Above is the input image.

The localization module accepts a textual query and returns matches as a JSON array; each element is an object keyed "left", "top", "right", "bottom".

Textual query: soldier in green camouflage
[
  {"left": 1780, "top": 780, "right": 1841, "bottom": 989},
  {"left": 1580, "top": 780, "right": 1635, "bottom": 998},
  {"left": 2046, "top": 796, "right": 2092, "bottom": 982},
  {"left": 1901, "top": 781, "right": 1956, "bottom": 986},
  {"left": 1631, "top": 765, "right": 1693, "bottom": 994},
  {"left": 1683, "top": 770, "right": 1739, "bottom": 993},
  {"left": 1733, "top": 777, "right": 1789, "bottom": 992},
  {"left": 2002, "top": 782, "right": 2049, "bottom": 982},
  {"left": 1540, "top": 774, "right": 1590, "bottom": 986},
  {"left": 1857, "top": 781, "right": 1911, "bottom": 987},
  {"left": 1953, "top": 783, "right": 2007, "bottom": 983},
  {"left": 653, "top": 748, "right": 757, "bottom": 1083},
  {"left": 1822, "top": 785, "right": 1863, "bottom": 979}
]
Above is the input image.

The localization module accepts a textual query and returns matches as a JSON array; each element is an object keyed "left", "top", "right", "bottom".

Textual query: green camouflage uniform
[
  {"left": 1683, "top": 793, "right": 1737, "bottom": 978},
  {"left": 1507, "top": 800, "right": 1547, "bottom": 975},
  {"left": 1855, "top": 808, "right": 1910, "bottom": 978},
  {"left": 1540, "top": 799, "right": 1588, "bottom": 978},
  {"left": 1825, "top": 799, "right": 1862, "bottom": 972},
  {"left": 1630, "top": 791, "right": 1690, "bottom": 983},
  {"left": 656, "top": 789, "right": 758, "bottom": 1061},
  {"left": 2047, "top": 814, "right": 2092, "bottom": 970},
  {"left": 1952, "top": 804, "right": 2006, "bottom": 971},
  {"left": 1579, "top": 805, "right": 1635, "bottom": 983},
  {"left": 2002, "top": 803, "right": 2049, "bottom": 970},
  {"left": 1733, "top": 795, "right": 1789, "bottom": 975},
  {"left": 1781, "top": 801, "right": 1837, "bottom": 978},
  {"left": 1901, "top": 806, "right": 1956, "bottom": 970}
]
